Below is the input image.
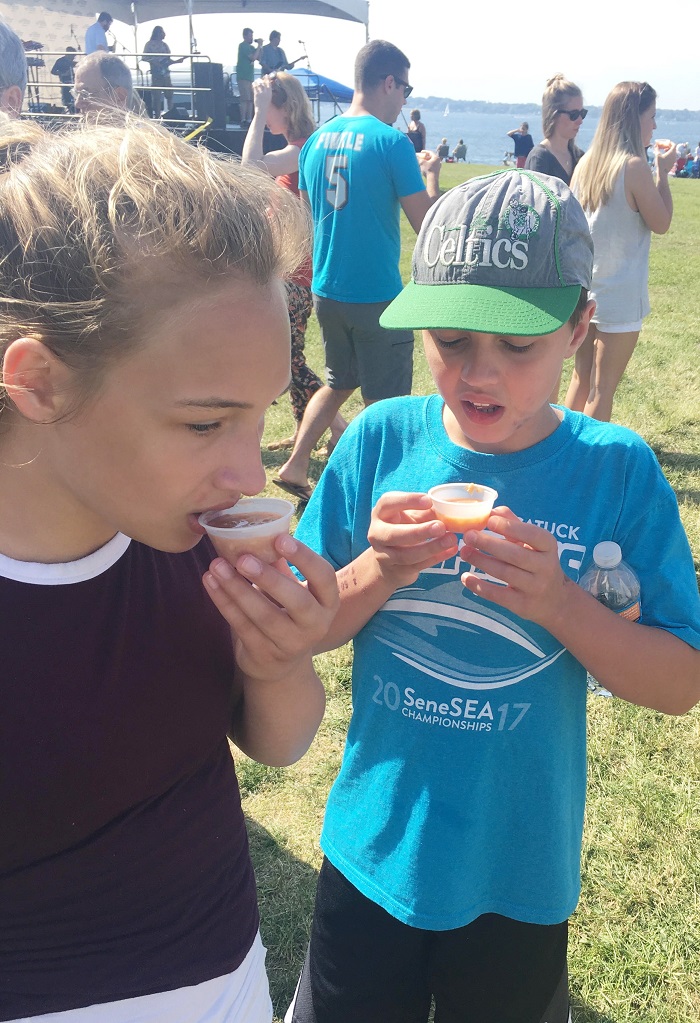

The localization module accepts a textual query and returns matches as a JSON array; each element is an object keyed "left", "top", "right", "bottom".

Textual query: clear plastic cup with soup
[
  {"left": 428, "top": 483, "right": 498, "bottom": 534},
  {"left": 198, "top": 498, "right": 294, "bottom": 564}
]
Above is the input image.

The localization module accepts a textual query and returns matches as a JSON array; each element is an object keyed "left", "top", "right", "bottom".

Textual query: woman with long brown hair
[{"left": 565, "top": 81, "right": 676, "bottom": 420}]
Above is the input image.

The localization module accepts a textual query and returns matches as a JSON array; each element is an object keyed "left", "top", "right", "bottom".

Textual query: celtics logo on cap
[
  {"left": 470, "top": 211, "right": 490, "bottom": 236},
  {"left": 500, "top": 196, "right": 540, "bottom": 242}
]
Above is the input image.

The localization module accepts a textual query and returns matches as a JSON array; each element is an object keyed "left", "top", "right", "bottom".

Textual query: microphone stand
[
  {"left": 296, "top": 40, "right": 318, "bottom": 121},
  {"left": 297, "top": 39, "right": 311, "bottom": 68},
  {"left": 109, "top": 30, "right": 128, "bottom": 53}
]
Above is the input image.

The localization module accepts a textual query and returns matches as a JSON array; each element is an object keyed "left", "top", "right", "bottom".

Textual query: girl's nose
[{"left": 214, "top": 445, "right": 266, "bottom": 498}]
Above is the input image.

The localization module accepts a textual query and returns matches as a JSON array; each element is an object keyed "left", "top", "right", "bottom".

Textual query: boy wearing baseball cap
[{"left": 287, "top": 170, "right": 700, "bottom": 1023}]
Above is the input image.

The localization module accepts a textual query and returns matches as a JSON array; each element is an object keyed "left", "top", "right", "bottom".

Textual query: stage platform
[{"left": 197, "top": 125, "right": 286, "bottom": 157}]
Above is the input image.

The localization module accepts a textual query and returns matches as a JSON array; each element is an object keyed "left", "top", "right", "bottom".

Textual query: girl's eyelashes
[{"left": 186, "top": 421, "right": 222, "bottom": 434}]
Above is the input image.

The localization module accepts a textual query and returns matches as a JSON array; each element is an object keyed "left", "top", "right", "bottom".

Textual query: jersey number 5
[{"left": 325, "top": 154, "right": 349, "bottom": 210}]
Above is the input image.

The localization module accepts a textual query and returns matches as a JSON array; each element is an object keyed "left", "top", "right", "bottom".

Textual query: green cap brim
[{"left": 380, "top": 282, "right": 582, "bottom": 337}]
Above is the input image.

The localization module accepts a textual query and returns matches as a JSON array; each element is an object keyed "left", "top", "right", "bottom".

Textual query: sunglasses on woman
[
  {"left": 268, "top": 72, "right": 288, "bottom": 108},
  {"left": 557, "top": 108, "right": 588, "bottom": 122}
]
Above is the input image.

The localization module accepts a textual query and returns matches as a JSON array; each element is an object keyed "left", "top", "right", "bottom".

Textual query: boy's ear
[
  {"left": 2, "top": 338, "right": 74, "bottom": 423},
  {"left": 566, "top": 299, "right": 596, "bottom": 356}
]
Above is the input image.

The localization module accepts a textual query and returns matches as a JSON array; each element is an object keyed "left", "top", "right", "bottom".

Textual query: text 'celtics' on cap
[{"left": 380, "top": 169, "right": 593, "bottom": 337}]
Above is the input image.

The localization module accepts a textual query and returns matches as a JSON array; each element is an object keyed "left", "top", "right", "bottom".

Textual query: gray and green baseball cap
[{"left": 380, "top": 169, "right": 593, "bottom": 337}]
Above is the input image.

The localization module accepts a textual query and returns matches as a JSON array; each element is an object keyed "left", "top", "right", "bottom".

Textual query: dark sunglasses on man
[
  {"left": 557, "top": 107, "right": 588, "bottom": 122},
  {"left": 382, "top": 74, "right": 413, "bottom": 99}
]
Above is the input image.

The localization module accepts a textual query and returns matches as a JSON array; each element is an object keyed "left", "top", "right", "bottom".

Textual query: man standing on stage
[
  {"left": 273, "top": 39, "right": 441, "bottom": 502},
  {"left": 0, "top": 20, "right": 27, "bottom": 117},
  {"left": 236, "top": 27, "right": 262, "bottom": 126},
  {"left": 259, "top": 31, "right": 293, "bottom": 76},
  {"left": 85, "top": 12, "right": 113, "bottom": 55},
  {"left": 51, "top": 47, "right": 78, "bottom": 112}
]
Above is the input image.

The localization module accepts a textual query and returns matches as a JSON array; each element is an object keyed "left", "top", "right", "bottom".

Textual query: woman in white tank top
[{"left": 564, "top": 81, "right": 676, "bottom": 421}]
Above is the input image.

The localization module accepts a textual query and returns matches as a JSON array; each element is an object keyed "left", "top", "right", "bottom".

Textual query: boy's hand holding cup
[
  {"left": 367, "top": 491, "right": 459, "bottom": 588},
  {"left": 459, "top": 508, "right": 570, "bottom": 630}
]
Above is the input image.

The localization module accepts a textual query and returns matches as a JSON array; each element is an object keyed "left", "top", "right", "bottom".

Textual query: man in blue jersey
[{"left": 273, "top": 39, "right": 441, "bottom": 503}]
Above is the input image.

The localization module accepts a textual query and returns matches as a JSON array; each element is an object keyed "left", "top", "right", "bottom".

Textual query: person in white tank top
[{"left": 564, "top": 81, "right": 676, "bottom": 421}]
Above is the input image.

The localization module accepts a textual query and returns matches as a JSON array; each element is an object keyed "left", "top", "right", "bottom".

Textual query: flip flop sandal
[
  {"left": 267, "top": 436, "right": 296, "bottom": 451},
  {"left": 272, "top": 477, "right": 313, "bottom": 503},
  {"left": 316, "top": 439, "right": 337, "bottom": 459}
]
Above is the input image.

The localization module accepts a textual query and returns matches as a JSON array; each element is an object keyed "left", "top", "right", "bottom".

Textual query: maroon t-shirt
[{"left": 0, "top": 536, "right": 259, "bottom": 1019}]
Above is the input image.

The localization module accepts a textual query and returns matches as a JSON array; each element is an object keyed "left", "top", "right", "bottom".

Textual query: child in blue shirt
[{"left": 285, "top": 170, "right": 700, "bottom": 1023}]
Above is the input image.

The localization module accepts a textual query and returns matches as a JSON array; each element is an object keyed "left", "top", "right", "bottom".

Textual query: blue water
[{"left": 319, "top": 103, "right": 700, "bottom": 167}]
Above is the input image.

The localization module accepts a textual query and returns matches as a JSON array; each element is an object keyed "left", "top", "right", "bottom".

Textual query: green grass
[{"left": 251, "top": 164, "right": 700, "bottom": 1022}]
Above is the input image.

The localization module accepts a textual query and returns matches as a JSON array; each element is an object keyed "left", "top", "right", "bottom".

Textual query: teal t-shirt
[
  {"left": 295, "top": 397, "right": 700, "bottom": 930},
  {"left": 298, "top": 115, "right": 425, "bottom": 303},
  {"left": 236, "top": 41, "right": 255, "bottom": 82}
]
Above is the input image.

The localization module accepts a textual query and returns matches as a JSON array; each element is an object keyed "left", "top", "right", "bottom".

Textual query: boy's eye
[
  {"left": 435, "top": 336, "right": 465, "bottom": 351},
  {"left": 503, "top": 340, "right": 534, "bottom": 354},
  {"left": 187, "top": 421, "right": 222, "bottom": 434}
]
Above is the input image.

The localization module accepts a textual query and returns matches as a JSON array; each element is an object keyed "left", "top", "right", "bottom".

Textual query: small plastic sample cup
[
  {"left": 198, "top": 497, "right": 294, "bottom": 564},
  {"left": 428, "top": 483, "right": 498, "bottom": 534}
]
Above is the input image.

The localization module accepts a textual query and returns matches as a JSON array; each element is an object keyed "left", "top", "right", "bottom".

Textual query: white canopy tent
[
  {"left": 111, "top": 0, "right": 369, "bottom": 52},
  {"left": 105, "top": 0, "right": 368, "bottom": 25},
  {"left": 0, "top": 0, "right": 368, "bottom": 62}
]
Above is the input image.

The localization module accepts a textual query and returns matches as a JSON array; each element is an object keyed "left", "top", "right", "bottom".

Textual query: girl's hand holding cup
[{"left": 203, "top": 533, "right": 339, "bottom": 685}]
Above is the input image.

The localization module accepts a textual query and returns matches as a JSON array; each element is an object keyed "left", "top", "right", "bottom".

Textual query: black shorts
[
  {"left": 286, "top": 859, "right": 570, "bottom": 1023},
  {"left": 313, "top": 295, "right": 414, "bottom": 400}
]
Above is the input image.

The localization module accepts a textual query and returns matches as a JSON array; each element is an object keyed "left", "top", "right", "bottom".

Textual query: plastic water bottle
[{"left": 579, "top": 541, "right": 641, "bottom": 697}]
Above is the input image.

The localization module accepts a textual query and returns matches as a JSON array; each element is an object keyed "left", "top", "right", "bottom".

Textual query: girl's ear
[
  {"left": 567, "top": 299, "right": 596, "bottom": 356},
  {"left": 2, "top": 338, "right": 74, "bottom": 423}
]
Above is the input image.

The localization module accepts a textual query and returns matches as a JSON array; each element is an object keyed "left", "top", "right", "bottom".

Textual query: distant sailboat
[{"left": 444, "top": 103, "right": 450, "bottom": 116}]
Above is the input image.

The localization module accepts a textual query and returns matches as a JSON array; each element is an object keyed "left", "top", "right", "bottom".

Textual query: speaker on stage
[{"left": 193, "top": 62, "right": 225, "bottom": 129}]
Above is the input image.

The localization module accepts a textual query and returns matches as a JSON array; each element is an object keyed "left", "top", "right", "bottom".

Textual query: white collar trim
[{"left": 0, "top": 532, "right": 132, "bottom": 585}]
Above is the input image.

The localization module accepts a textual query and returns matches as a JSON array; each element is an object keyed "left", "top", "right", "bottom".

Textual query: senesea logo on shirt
[{"left": 372, "top": 578, "right": 567, "bottom": 692}]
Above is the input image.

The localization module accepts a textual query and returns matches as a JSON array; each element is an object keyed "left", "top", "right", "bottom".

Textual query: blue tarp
[{"left": 290, "top": 68, "right": 353, "bottom": 105}]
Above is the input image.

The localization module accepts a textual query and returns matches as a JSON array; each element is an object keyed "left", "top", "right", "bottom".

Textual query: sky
[{"left": 113, "top": 0, "right": 699, "bottom": 110}]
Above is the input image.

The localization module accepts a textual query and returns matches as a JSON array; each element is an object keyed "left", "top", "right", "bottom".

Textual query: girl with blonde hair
[
  {"left": 0, "top": 115, "right": 337, "bottom": 1021},
  {"left": 565, "top": 81, "right": 676, "bottom": 420},
  {"left": 525, "top": 73, "right": 586, "bottom": 184},
  {"left": 243, "top": 72, "right": 346, "bottom": 495}
]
